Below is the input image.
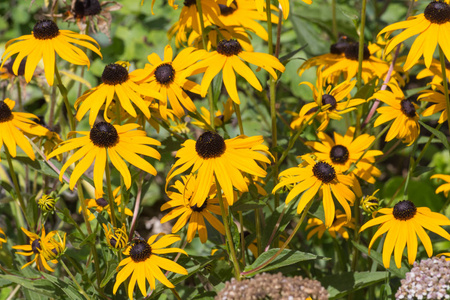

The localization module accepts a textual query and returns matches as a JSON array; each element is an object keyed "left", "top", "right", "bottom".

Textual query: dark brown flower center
[
  {"left": 400, "top": 99, "right": 416, "bottom": 118},
  {"left": 217, "top": 39, "right": 242, "bottom": 56},
  {"left": 110, "top": 237, "right": 117, "bottom": 248},
  {"left": 330, "top": 145, "right": 349, "bottom": 164},
  {"left": 306, "top": 106, "right": 319, "bottom": 115},
  {"left": 33, "top": 20, "right": 60, "bottom": 40},
  {"left": 95, "top": 197, "right": 108, "bottom": 207},
  {"left": 183, "top": 0, "right": 196, "bottom": 7},
  {"left": 0, "top": 101, "right": 13, "bottom": 123},
  {"left": 312, "top": 162, "right": 336, "bottom": 183},
  {"left": 4, "top": 58, "right": 26, "bottom": 76},
  {"left": 321, "top": 94, "right": 337, "bottom": 110},
  {"left": 344, "top": 42, "right": 370, "bottom": 61},
  {"left": 192, "top": 200, "right": 208, "bottom": 212},
  {"left": 195, "top": 131, "right": 226, "bottom": 159},
  {"left": 32, "top": 239, "right": 42, "bottom": 254},
  {"left": 219, "top": 1, "right": 237, "bottom": 16},
  {"left": 393, "top": 200, "right": 417, "bottom": 220},
  {"left": 101, "top": 64, "right": 129, "bottom": 85},
  {"left": 72, "top": 0, "right": 102, "bottom": 18},
  {"left": 90, "top": 122, "right": 119, "bottom": 148},
  {"left": 330, "top": 38, "right": 349, "bottom": 55},
  {"left": 130, "top": 240, "right": 152, "bottom": 262},
  {"left": 155, "top": 63, "right": 175, "bottom": 85},
  {"left": 424, "top": 1, "right": 450, "bottom": 24}
]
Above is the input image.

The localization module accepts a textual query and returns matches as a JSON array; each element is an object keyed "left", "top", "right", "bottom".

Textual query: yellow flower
[
  {"left": 145, "top": 0, "right": 178, "bottom": 14},
  {"left": 196, "top": 39, "right": 285, "bottom": 104},
  {"left": 12, "top": 227, "right": 62, "bottom": 272},
  {"left": 79, "top": 187, "right": 133, "bottom": 221},
  {"left": 74, "top": 62, "right": 162, "bottom": 126},
  {"left": 273, "top": 154, "right": 356, "bottom": 228},
  {"left": 47, "top": 122, "right": 160, "bottom": 195},
  {"left": 431, "top": 174, "right": 450, "bottom": 197},
  {"left": 360, "top": 200, "right": 450, "bottom": 268},
  {"left": 419, "top": 83, "right": 449, "bottom": 123},
  {"left": 191, "top": 98, "right": 234, "bottom": 129},
  {"left": 370, "top": 83, "right": 420, "bottom": 146},
  {"left": 161, "top": 175, "right": 225, "bottom": 243},
  {"left": 361, "top": 189, "right": 381, "bottom": 215},
  {"left": 416, "top": 58, "right": 450, "bottom": 85},
  {"left": 306, "top": 210, "right": 355, "bottom": 240},
  {"left": 305, "top": 127, "right": 383, "bottom": 196},
  {"left": 253, "top": 0, "right": 312, "bottom": 19},
  {"left": 132, "top": 45, "right": 205, "bottom": 119},
  {"left": 0, "top": 98, "right": 49, "bottom": 161},
  {"left": 113, "top": 234, "right": 188, "bottom": 300},
  {"left": 291, "top": 73, "right": 365, "bottom": 131},
  {"left": 103, "top": 223, "right": 129, "bottom": 249},
  {"left": 37, "top": 194, "right": 57, "bottom": 213},
  {"left": 0, "top": 228, "right": 6, "bottom": 249},
  {"left": 167, "top": 132, "right": 272, "bottom": 207},
  {"left": 1, "top": 19, "right": 102, "bottom": 86},
  {"left": 378, "top": 1, "right": 450, "bottom": 71}
]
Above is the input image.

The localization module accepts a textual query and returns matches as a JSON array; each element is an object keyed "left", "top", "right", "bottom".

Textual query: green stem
[
  {"left": 356, "top": 0, "right": 367, "bottom": 90},
  {"left": 216, "top": 177, "right": 241, "bottom": 280},
  {"left": 242, "top": 200, "right": 313, "bottom": 276},
  {"left": 170, "top": 288, "right": 182, "bottom": 300},
  {"left": 16, "top": 81, "right": 22, "bottom": 111},
  {"left": 233, "top": 102, "right": 244, "bottom": 135},
  {"left": 332, "top": 0, "right": 338, "bottom": 41},
  {"left": 238, "top": 211, "right": 246, "bottom": 266},
  {"left": 255, "top": 208, "right": 262, "bottom": 255},
  {"left": 54, "top": 64, "right": 76, "bottom": 131},
  {"left": 60, "top": 259, "right": 91, "bottom": 300},
  {"left": 56, "top": 207, "right": 86, "bottom": 239},
  {"left": 438, "top": 46, "right": 450, "bottom": 135},
  {"left": 105, "top": 159, "right": 117, "bottom": 228},
  {"left": 5, "top": 148, "right": 30, "bottom": 228}
]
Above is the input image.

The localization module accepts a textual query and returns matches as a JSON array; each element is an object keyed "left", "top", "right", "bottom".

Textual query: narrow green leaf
[
  {"left": 419, "top": 121, "right": 450, "bottom": 151},
  {"left": 100, "top": 261, "right": 118, "bottom": 288}
]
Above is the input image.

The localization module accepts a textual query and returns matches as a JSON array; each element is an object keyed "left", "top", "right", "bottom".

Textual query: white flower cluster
[{"left": 396, "top": 256, "right": 450, "bottom": 300}]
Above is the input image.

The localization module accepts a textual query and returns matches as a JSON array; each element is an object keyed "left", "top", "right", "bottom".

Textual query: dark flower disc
[
  {"left": 191, "top": 200, "right": 208, "bottom": 212},
  {"left": 0, "top": 101, "right": 13, "bottom": 123},
  {"left": 219, "top": 1, "right": 237, "bottom": 16},
  {"left": 183, "top": 0, "right": 196, "bottom": 7},
  {"left": 101, "top": 64, "right": 129, "bottom": 85},
  {"left": 33, "top": 20, "right": 60, "bottom": 40},
  {"left": 32, "top": 239, "right": 42, "bottom": 254},
  {"left": 195, "top": 131, "right": 226, "bottom": 159},
  {"left": 306, "top": 106, "right": 319, "bottom": 115},
  {"left": 95, "top": 197, "right": 108, "bottom": 207},
  {"left": 312, "top": 161, "right": 336, "bottom": 183},
  {"left": 330, "top": 39, "right": 349, "bottom": 55},
  {"left": 109, "top": 237, "right": 117, "bottom": 248},
  {"left": 155, "top": 63, "right": 176, "bottom": 85},
  {"left": 330, "top": 145, "right": 349, "bottom": 164},
  {"left": 217, "top": 39, "right": 243, "bottom": 56},
  {"left": 400, "top": 99, "right": 416, "bottom": 118},
  {"left": 393, "top": 200, "right": 417, "bottom": 220},
  {"left": 321, "top": 94, "right": 337, "bottom": 110},
  {"left": 90, "top": 122, "right": 119, "bottom": 148},
  {"left": 130, "top": 240, "right": 152, "bottom": 262},
  {"left": 73, "top": 0, "right": 102, "bottom": 18},
  {"left": 4, "top": 58, "right": 26, "bottom": 76},
  {"left": 424, "top": 1, "right": 450, "bottom": 24},
  {"left": 344, "top": 42, "right": 370, "bottom": 61}
]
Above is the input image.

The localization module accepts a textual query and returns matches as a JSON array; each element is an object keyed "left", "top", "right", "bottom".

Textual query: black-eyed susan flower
[
  {"left": 0, "top": 58, "right": 26, "bottom": 81},
  {"left": 79, "top": 187, "right": 133, "bottom": 221},
  {"left": 321, "top": 42, "right": 391, "bottom": 83},
  {"left": 75, "top": 62, "right": 162, "bottom": 125},
  {"left": 0, "top": 228, "right": 6, "bottom": 249},
  {"left": 419, "top": 84, "right": 449, "bottom": 124},
  {"left": 370, "top": 83, "right": 420, "bottom": 146},
  {"left": 42, "top": 231, "right": 66, "bottom": 261},
  {"left": 416, "top": 58, "right": 450, "bottom": 85},
  {"left": 167, "top": 131, "right": 272, "bottom": 206},
  {"left": 360, "top": 200, "right": 450, "bottom": 268},
  {"left": 273, "top": 155, "right": 356, "bottom": 228},
  {"left": 191, "top": 98, "right": 234, "bottom": 129},
  {"left": 113, "top": 234, "right": 188, "bottom": 300},
  {"left": 13, "top": 227, "right": 61, "bottom": 272},
  {"left": 291, "top": 74, "right": 365, "bottom": 131},
  {"left": 361, "top": 189, "right": 381, "bottom": 215},
  {"left": 37, "top": 194, "right": 57, "bottom": 213},
  {"left": 431, "top": 174, "right": 450, "bottom": 197},
  {"left": 306, "top": 210, "right": 355, "bottom": 240},
  {"left": 145, "top": 0, "right": 177, "bottom": 14},
  {"left": 132, "top": 45, "right": 205, "bottom": 119},
  {"left": 305, "top": 127, "right": 383, "bottom": 196},
  {"left": 0, "top": 98, "right": 49, "bottom": 161},
  {"left": 195, "top": 39, "right": 285, "bottom": 104},
  {"left": 47, "top": 122, "right": 160, "bottom": 195},
  {"left": 103, "top": 223, "right": 128, "bottom": 249},
  {"left": 161, "top": 175, "right": 225, "bottom": 243},
  {"left": 1, "top": 19, "right": 102, "bottom": 86},
  {"left": 379, "top": 1, "right": 450, "bottom": 71}
]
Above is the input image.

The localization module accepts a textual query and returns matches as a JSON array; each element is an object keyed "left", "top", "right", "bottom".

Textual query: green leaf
[
  {"left": 279, "top": 44, "right": 308, "bottom": 63},
  {"left": 42, "top": 273, "right": 85, "bottom": 300},
  {"left": 243, "top": 249, "right": 326, "bottom": 276},
  {"left": 100, "top": 260, "right": 118, "bottom": 288},
  {"left": 261, "top": 202, "right": 297, "bottom": 248},
  {"left": 79, "top": 233, "right": 97, "bottom": 248},
  {"left": 419, "top": 121, "right": 450, "bottom": 151},
  {"left": 320, "top": 271, "right": 389, "bottom": 299}
]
